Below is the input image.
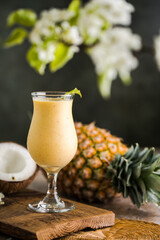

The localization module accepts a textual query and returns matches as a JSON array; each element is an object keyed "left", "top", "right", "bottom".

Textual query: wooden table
[{"left": 1, "top": 170, "right": 160, "bottom": 239}]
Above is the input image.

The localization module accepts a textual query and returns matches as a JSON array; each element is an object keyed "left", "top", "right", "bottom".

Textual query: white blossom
[
  {"left": 89, "top": 27, "right": 141, "bottom": 84},
  {"left": 29, "top": 17, "right": 55, "bottom": 44},
  {"left": 41, "top": 9, "right": 74, "bottom": 22},
  {"left": 78, "top": 0, "right": 134, "bottom": 44},
  {"left": 30, "top": 9, "right": 72, "bottom": 44},
  {"left": 29, "top": 8, "right": 82, "bottom": 46},
  {"left": 154, "top": 34, "right": 160, "bottom": 70},
  {"left": 61, "top": 21, "right": 70, "bottom": 30},
  {"left": 101, "top": 28, "right": 141, "bottom": 51},
  {"left": 62, "top": 26, "right": 83, "bottom": 45},
  {"left": 78, "top": 9, "right": 104, "bottom": 44},
  {"left": 85, "top": 0, "right": 134, "bottom": 25},
  {"left": 38, "top": 43, "right": 56, "bottom": 62}
]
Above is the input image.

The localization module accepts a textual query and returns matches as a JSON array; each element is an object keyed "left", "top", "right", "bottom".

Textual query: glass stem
[
  {"left": 47, "top": 173, "right": 59, "bottom": 201},
  {"left": 41, "top": 172, "right": 64, "bottom": 207}
]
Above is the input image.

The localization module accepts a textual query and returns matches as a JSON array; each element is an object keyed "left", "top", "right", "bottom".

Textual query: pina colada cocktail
[
  {"left": 27, "top": 97, "right": 77, "bottom": 172},
  {"left": 27, "top": 91, "right": 78, "bottom": 213}
]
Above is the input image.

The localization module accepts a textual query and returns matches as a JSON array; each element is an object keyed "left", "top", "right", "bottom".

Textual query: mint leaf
[
  {"left": 27, "top": 46, "right": 46, "bottom": 75},
  {"left": 7, "top": 9, "right": 37, "bottom": 27},
  {"left": 66, "top": 88, "right": 82, "bottom": 97},
  {"left": 49, "top": 43, "right": 76, "bottom": 72},
  {"left": 4, "top": 28, "right": 28, "bottom": 48}
]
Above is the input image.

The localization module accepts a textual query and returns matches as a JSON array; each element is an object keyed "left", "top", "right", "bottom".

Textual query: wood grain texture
[
  {"left": 61, "top": 219, "right": 160, "bottom": 240},
  {"left": 1, "top": 218, "right": 160, "bottom": 240},
  {"left": 0, "top": 191, "right": 115, "bottom": 240}
]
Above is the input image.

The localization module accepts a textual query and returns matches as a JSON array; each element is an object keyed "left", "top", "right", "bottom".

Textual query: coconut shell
[{"left": 0, "top": 166, "right": 39, "bottom": 194}]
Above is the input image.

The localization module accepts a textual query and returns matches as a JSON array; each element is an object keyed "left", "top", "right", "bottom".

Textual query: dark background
[{"left": 0, "top": 0, "right": 160, "bottom": 147}]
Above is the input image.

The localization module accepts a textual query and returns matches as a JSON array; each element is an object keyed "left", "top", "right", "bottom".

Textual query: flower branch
[{"left": 5, "top": 0, "right": 160, "bottom": 99}]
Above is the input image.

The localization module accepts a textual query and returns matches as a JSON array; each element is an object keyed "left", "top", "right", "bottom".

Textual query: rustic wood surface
[
  {"left": 1, "top": 219, "right": 160, "bottom": 240},
  {"left": 1, "top": 170, "right": 160, "bottom": 240},
  {"left": 60, "top": 219, "right": 160, "bottom": 240},
  {"left": 29, "top": 170, "right": 160, "bottom": 224},
  {"left": 0, "top": 190, "right": 115, "bottom": 240}
]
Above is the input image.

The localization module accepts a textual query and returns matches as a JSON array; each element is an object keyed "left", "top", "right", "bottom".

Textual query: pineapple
[
  {"left": 58, "top": 122, "right": 160, "bottom": 207},
  {"left": 58, "top": 122, "right": 128, "bottom": 202}
]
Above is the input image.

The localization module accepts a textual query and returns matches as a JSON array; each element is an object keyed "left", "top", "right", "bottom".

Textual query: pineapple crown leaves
[{"left": 107, "top": 143, "right": 160, "bottom": 208}]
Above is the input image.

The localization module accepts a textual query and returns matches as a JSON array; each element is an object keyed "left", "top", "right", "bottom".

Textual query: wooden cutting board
[{"left": 0, "top": 191, "right": 115, "bottom": 240}]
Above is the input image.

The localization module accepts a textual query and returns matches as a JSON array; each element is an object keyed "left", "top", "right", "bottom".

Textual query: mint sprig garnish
[{"left": 66, "top": 88, "right": 82, "bottom": 98}]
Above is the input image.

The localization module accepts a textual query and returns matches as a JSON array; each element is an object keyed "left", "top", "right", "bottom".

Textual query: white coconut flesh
[{"left": 0, "top": 142, "right": 37, "bottom": 182}]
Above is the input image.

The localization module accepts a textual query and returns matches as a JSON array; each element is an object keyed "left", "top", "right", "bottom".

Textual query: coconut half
[{"left": 0, "top": 142, "right": 38, "bottom": 194}]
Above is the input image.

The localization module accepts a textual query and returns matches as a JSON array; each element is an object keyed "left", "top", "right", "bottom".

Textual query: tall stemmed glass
[{"left": 27, "top": 91, "right": 77, "bottom": 213}]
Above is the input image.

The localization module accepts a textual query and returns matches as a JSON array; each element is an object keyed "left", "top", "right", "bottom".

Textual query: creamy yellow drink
[
  {"left": 27, "top": 90, "right": 81, "bottom": 213},
  {"left": 27, "top": 96, "right": 77, "bottom": 173}
]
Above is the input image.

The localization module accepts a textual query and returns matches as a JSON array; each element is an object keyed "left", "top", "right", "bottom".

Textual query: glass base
[{"left": 28, "top": 200, "right": 75, "bottom": 213}]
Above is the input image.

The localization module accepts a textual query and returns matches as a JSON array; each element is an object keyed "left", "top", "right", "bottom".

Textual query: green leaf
[
  {"left": 50, "top": 43, "right": 75, "bottom": 72},
  {"left": 126, "top": 168, "right": 132, "bottom": 186},
  {"left": 139, "top": 147, "right": 148, "bottom": 157},
  {"left": 146, "top": 189, "right": 160, "bottom": 204},
  {"left": 68, "top": 0, "right": 81, "bottom": 14},
  {"left": 132, "top": 184, "right": 143, "bottom": 208},
  {"left": 153, "top": 170, "right": 160, "bottom": 175},
  {"left": 136, "top": 147, "right": 149, "bottom": 164},
  {"left": 150, "top": 189, "right": 160, "bottom": 200},
  {"left": 123, "top": 145, "right": 134, "bottom": 158},
  {"left": 129, "top": 189, "right": 137, "bottom": 205},
  {"left": 142, "top": 158, "right": 160, "bottom": 177},
  {"left": 119, "top": 157, "right": 125, "bottom": 168},
  {"left": 120, "top": 73, "right": 132, "bottom": 86},
  {"left": 97, "top": 72, "right": 114, "bottom": 99},
  {"left": 4, "top": 28, "right": 28, "bottom": 48},
  {"left": 124, "top": 159, "right": 130, "bottom": 173},
  {"left": 101, "top": 19, "right": 111, "bottom": 32},
  {"left": 118, "top": 167, "right": 124, "bottom": 179},
  {"left": 27, "top": 46, "right": 46, "bottom": 75},
  {"left": 132, "top": 163, "right": 142, "bottom": 179},
  {"left": 152, "top": 153, "right": 160, "bottom": 164},
  {"left": 122, "top": 179, "right": 128, "bottom": 198},
  {"left": 129, "top": 143, "right": 139, "bottom": 160},
  {"left": 7, "top": 9, "right": 37, "bottom": 27},
  {"left": 116, "top": 179, "right": 123, "bottom": 193},
  {"left": 65, "top": 88, "right": 82, "bottom": 98},
  {"left": 144, "top": 174, "right": 160, "bottom": 192},
  {"left": 139, "top": 148, "right": 155, "bottom": 165},
  {"left": 68, "top": 0, "right": 81, "bottom": 25},
  {"left": 136, "top": 178, "right": 147, "bottom": 202},
  {"left": 132, "top": 148, "right": 150, "bottom": 166},
  {"left": 84, "top": 33, "right": 98, "bottom": 46},
  {"left": 152, "top": 154, "right": 160, "bottom": 171}
]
